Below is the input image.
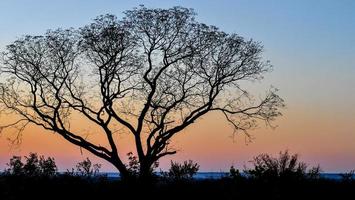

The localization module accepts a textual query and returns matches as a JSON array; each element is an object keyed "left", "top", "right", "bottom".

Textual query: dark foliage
[
  {"left": 1, "top": 152, "right": 354, "bottom": 200},
  {"left": 162, "top": 160, "right": 200, "bottom": 181},
  {"left": 340, "top": 170, "right": 355, "bottom": 182},
  {"left": 5, "top": 156, "right": 23, "bottom": 175},
  {"left": 75, "top": 157, "right": 101, "bottom": 177},
  {"left": 126, "top": 152, "right": 140, "bottom": 177},
  {"left": 245, "top": 150, "right": 321, "bottom": 182},
  {"left": 65, "top": 157, "right": 102, "bottom": 178},
  {"left": 5, "top": 153, "right": 57, "bottom": 177},
  {"left": 229, "top": 165, "right": 243, "bottom": 180}
]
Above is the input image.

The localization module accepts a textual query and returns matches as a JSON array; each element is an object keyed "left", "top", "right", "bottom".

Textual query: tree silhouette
[{"left": 0, "top": 6, "right": 284, "bottom": 179}]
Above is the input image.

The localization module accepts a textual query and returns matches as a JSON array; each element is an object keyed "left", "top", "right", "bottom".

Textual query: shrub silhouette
[
  {"left": 5, "top": 152, "right": 57, "bottom": 177},
  {"left": 5, "top": 156, "right": 24, "bottom": 175},
  {"left": 164, "top": 160, "right": 200, "bottom": 180},
  {"left": 126, "top": 152, "right": 140, "bottom": 177},
  {"left": 245, "top": 150, "right": 321, "bottom": 181},
  {"left": 2, "top": 151, "right": 355, "bottom": 200},
  {"left": 75, "top": 157, "right": 101, "bottom": 177},
  {"left": 23, "top": 153, "right": 41, "bottom": 176},
  {"left": 229, "top": 165, "right": 243, "bottom": 180},
  {"left": 307, "top": 165, "right": 322, "bottom": 179},
  {"left": 39, "top": 155, "right": 57, "bottom": 177},
  {"left": 340, "top": 170, "right": 355, "bottom": 182}
]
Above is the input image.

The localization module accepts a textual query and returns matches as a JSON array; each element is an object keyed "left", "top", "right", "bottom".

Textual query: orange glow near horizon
[{"left": 1, "top": 105, "right": 355, "bottom": 172}]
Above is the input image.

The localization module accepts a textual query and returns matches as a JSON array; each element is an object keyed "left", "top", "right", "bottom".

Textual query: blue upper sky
[
  {"left": 1, "top": 1, "right": 354, "bottom": 92},
  {"left": 5, "top": 1, "right": 350, "bottom": 113}
]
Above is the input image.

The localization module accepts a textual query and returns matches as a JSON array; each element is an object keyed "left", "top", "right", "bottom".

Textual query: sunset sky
[{"left": 0, "top": 0, "right": 355, "bottom": 172}]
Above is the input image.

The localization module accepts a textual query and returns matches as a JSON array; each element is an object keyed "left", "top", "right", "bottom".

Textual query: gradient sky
[{"left": 0, "top": 0, "right": 355, "bottom": 172}]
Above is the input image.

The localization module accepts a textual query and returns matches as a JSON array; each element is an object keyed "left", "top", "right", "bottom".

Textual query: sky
[{"left": 0, "top": 0, "right": 355, "bottom": 172}]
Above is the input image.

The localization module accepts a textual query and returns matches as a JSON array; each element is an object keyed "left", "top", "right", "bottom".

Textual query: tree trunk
[
  {"left": 139, "top": 158, "right": 154, "bottom": 181},
  {"left": 112, "top": 161, "right": 130, "bottom": 180}
]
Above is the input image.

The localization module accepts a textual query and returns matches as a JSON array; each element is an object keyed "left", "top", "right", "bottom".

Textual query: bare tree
[{"left": 0, "top": 6, "right": 284, "bottom": 179}]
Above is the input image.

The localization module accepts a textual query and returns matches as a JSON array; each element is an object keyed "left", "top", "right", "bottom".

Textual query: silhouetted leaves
[
  {"left": 1, "top": 152, "right": 355, "bottom": 199},
  {"left": 75, "top": 157, "right": 101, "bottom": 177},
  {"left": 229, "top": 165, "right": 243, "bottom": 180},
  {"left": 5, "top": 152, "right": 57, "bottom": 177},
  {"left": 245, "top": 150, "right": 321, "bottom": 182},
  {"left": 340, "top": 170, "right": 355, "bottom": 182},
  {"left": 127, "top": 152, "right": 140, "bottom": 176},
  {"left": 163, "top": 160, "right": 200, "bottom": 181},
  {"left": 6, "top": 156, "right": 23, "bottom": 175}
]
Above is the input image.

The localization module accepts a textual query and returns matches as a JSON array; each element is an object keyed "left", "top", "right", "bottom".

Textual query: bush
[
  {"left": 245, "top": 150, "right": 321, "bottom": 181},
  {"left": 229, "top": 165, "right": 243, "bottom": 179},
  {"left": 164, "top": 160, "right": 199, "bottom": 181},
  {"left": 340, "top": 170, "right": 355, "bottom": 182},
  {"left": 5, "top": 152, "right": 57, "bottom": 177},
  {"left": 23, "top": 153, "right": 41, "bottom": 176},
  {"left": 74, "top": 157, "right": 101, "bottom": 177},
  {"left": 126, "top": 152, "right": 140, "bottom": 177},
  {"left": 5, "top": 156, "right": 24, "bottom": 175},
  {"left": 39, "top": 155, "right": 57, "bottom": 177},
  {"left": 307, "top": 165, "right": 322, "bottom": 179}
]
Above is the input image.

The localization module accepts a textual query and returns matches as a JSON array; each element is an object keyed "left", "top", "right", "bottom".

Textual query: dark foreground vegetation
[{"left": 1, "top": 151, "right": 354, "bottom": 200}]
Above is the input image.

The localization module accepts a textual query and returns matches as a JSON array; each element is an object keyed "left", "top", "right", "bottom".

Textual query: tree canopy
[{"left": 0, "top": 6, "right": 284, "bottom": 179}]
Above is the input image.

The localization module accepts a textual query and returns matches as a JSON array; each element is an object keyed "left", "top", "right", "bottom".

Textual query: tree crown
[{"left": 0, "top": 6, "right": 284, "bottom": 178}]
